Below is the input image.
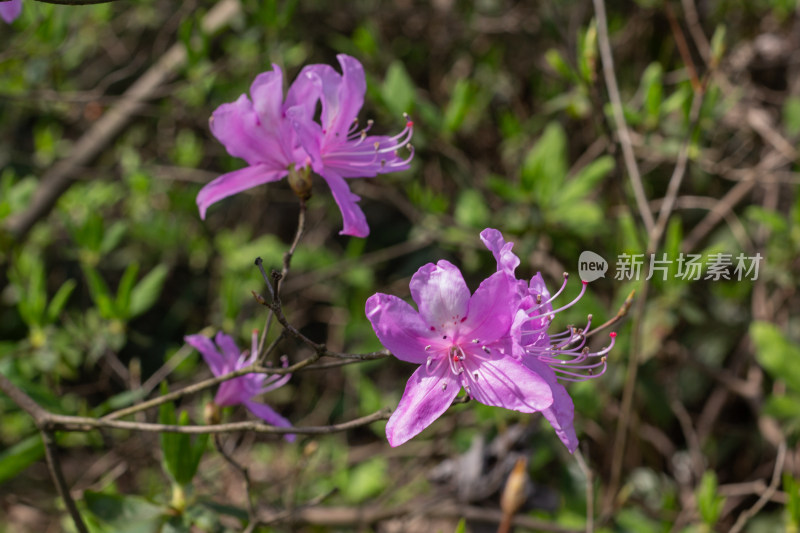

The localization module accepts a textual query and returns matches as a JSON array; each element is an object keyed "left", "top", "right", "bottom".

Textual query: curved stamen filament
[
  {"left": 529, "top": 273, "right": 569, "bottom": 314},
  {"left": 526, "top": 281, "right": 588, "bottom": 323}
]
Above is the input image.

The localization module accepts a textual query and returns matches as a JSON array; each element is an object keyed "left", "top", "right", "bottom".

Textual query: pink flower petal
[
  {"left": 523, "top": 358, "right": 578, "bottom": 452},
  {"left": 196, "top": 165, "right": 287, "bottom": 219},
  {"left": 287, "top": 104, "right": 324, "bottom": 173},
  {"left": 313, "top": 55, "right": 366, "bottom": 139},
  {"left": 365, "top": 293, "right": 436, "bottom": 364},
  {"left": 319, "top": 169, "right": 369, "bottom": 237},
  {"left": 385, "top": 363, "right": 459, "bottom": 447},
  {"left": 0, "top": 0, "right": 21, "bottom": 23},
  {"left": 464, "top": 354, "right": 553, "bottom": 413},
  {"left": 184, "top": 334, "right": 225, "bottom": 376},
  {"left": 214, "top": 332, "right": 242, "bottom": 368},
  {"left": 250, "top": 66, "right": 285, "bottom": 130},
  {"left": 409, "top": 261, "right": 471, "bottom": 336},
  {"left": 243, "top": 400, "right": 295, "bottom": 442},
  {"left": 480, "top": 228, "right": 520, "bottom": 275},
  {"left": 460, "top": 271, "right": 515, "bottom": 344},
  {"left": 285, "top": 66, "right": 323, "bottom": 117},
  {"left": 209, "top": 94, "right": 284, "bottom": 168}
]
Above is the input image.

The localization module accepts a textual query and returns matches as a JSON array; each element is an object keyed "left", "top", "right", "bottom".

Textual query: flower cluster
[
  {"left": 189, "top": 55, "right": 612, "bottom": 449},
  {"left": 198, "top": 54, "right": 413, "bottom": 238},
  {"left": 366, "top": 228, "right": 615, "bottom": 449}
]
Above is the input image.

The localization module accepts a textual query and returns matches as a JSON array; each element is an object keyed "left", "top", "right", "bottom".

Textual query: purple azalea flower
[
  {"left": 480, "top": 228, "right": 615, "bottom": 453},
  {"left": 185, "top": 331, "right": 294, "bottom": 441},
  {"left": 365, "top": 260, "right": 555, "bottom": 447},
  {"left": 197, "top": 54, "right": 413, "bottom": 237},
  {"left": 0, "top": 0, "right": 21, "bottom": 23}
]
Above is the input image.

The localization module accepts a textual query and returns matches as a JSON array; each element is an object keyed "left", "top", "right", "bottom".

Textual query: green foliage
[
  {"left": 83, "top": 491, "right": 164, "bottom": 533},
  {"left": 696, "top": 471, "right": 725, "bottom": 526},
  {"left": 381, "top": 61, "right": 416, "bottom": 117},
  {"left": 0, "top": 434, "right": 44, "bottom": 484},
  {"left": 158, "top": 387, "right": 208, "bottom": 488},
  {"left": 751, "top": 321, "right": 800, "bottom": 393}
]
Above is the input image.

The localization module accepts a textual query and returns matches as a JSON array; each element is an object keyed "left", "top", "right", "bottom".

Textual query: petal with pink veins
[
  {"left": 365, "top": 293, "right": 437, "bottom": 365},
  {"left": 385, "top": 363, "right": 460, "bottom": 447},
  {"left": 196, "top": 166, "right": 287, "bottom": 219},
  {"left": 409, "top": 261, "right": 471, "bottom": 335}
]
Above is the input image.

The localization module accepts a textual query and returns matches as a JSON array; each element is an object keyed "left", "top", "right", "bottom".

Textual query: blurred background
[{"left": 1, "top": 0, "right": 799, "bottom": 531}]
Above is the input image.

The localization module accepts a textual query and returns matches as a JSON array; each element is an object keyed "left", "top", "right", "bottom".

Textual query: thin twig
[
  {"left": 103, "top": 355, "right": 319, "bottom": 421},
  {"left": 214, "top": 435, "right": 257, "bottom": 531},
  {"left": 648, "top": 84, "right": 706, "bottom": 252},
  {"left": 592, "top": 0, "right": 655, "bottom": 234},
  {"left": 258, "top": 200, "right": 307, "bottom": 361},
  {"left": 41, "top": 430, "right": 89, "bottom": 533},
  {"left": 605, "top": 280, "right": 649, "bottom": 515},
  {"left": 56, "top": 407, "right": 392, "bottom": 435},
  {"left": 584, "top": 289, "right": 635, "bottom": 339},
  {"left": 729, "top": 442, "right": 787, "bottom": 533},
  {"left": 574, "top": 450, "right": 593, "bottom": 533},
  {"left": 664, "top": 2, "right": 702, "bottom": 91},
  {"left": 681, "top": 0, "right": 711, "bottom": 62}
]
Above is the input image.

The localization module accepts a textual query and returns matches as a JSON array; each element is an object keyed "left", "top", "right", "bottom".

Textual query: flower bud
[
  {"left": 204, "top": 401, "right": 221, "bottom": 425},
  {"left": 500, "top": 456, "right": 528, "bottom": 516},
  {"left": 287, "top": 164, "right": 312, "bottom": 200}
]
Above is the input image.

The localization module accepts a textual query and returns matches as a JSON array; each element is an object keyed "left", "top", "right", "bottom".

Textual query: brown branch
[
  {"left": 257, "top": 200, "right": 307, "bottom": 360},
  {"left": 0, "top": 372, "right": 49, "bottom": 423},
  {"left": 42, "top": 430, "right": 89, "bottom": 533},
  {"left": 592, "top": 0, "right": 655, "bottom": 234},
  {"left": 0, "top": 375, "right": 88, "bottom": 531},
  {"left": 214, "top": 436, "right": 257, "bottom": 531},
  {"left": 729, "top": 442, "right": 787, "bottom": 533},
  {"left": 585, "top": 289, "right": 634, "bottom": 339},
  {"left": 53, "top": 407, "right": 392, "bottom": 435}
]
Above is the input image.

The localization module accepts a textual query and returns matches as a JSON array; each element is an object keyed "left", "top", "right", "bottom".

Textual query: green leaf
[
  {"left": 82, "top": 264, "right": 116, "bottom": 319},
  {"left": 342, "top": 456, "right": 388, "bottom": 503},
  {"left": 454, "top": 518, "right": 467, "bottom": 533},
  {"left": 784, "top": 97, "right": 800, "bottom": 137},
  {"left": 751, "top": 321, "right": 800, "bottom": 393},
  {"left": 159, "top": 393, "right": 207, "bottom": 487},
  {"left": 115, "top": 263, "right": 140, "bottom": 320},
  {"left": 710, "top": 24, "right": 726, "bottom": 67},
  {"left": 129, "top": 264, "right": 168, "bottom": 318},
  {"left": 696, "top": 470, "right": 725, "bottom": 525},
  {"left": 83, "top": 491, "right": 164, "bottom": 533},
  {"left": 556, "top": 155, "right": 614, "bottom": 206},
  {"left": 443, "top": 79, "right": 477, "bottom": 134},
  {"left": 784, "top": 474, "right": 800, "bottom": 527},
  {"left": 578, "top": 21, "right": 597, "bottom": 83},
  {"left": 46, "top": 279, "right": 76, "bottom": 324},
  {"left": 545, "top": 48, "right": 577, "bottom": 81},
  {"left": 381, "top": 61, "right": 416, "bottom": 117},
  {"left": 746, "top": 205, "right": 789, "bottom": 233},
  {"left": 521, "top": 122, "right": 567, "bottom": 201},
  {"left": 100, "top": 221, "right": 127, "bottom": 255},
  {"left": 640, "top": 62, "right": 663, "bottom": 128},
  {"left": 454, "top": 189, "right": 490, "bottom": 229},
  {"left": 0, "top": 434, "right": 44, "bottom": 484}
]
